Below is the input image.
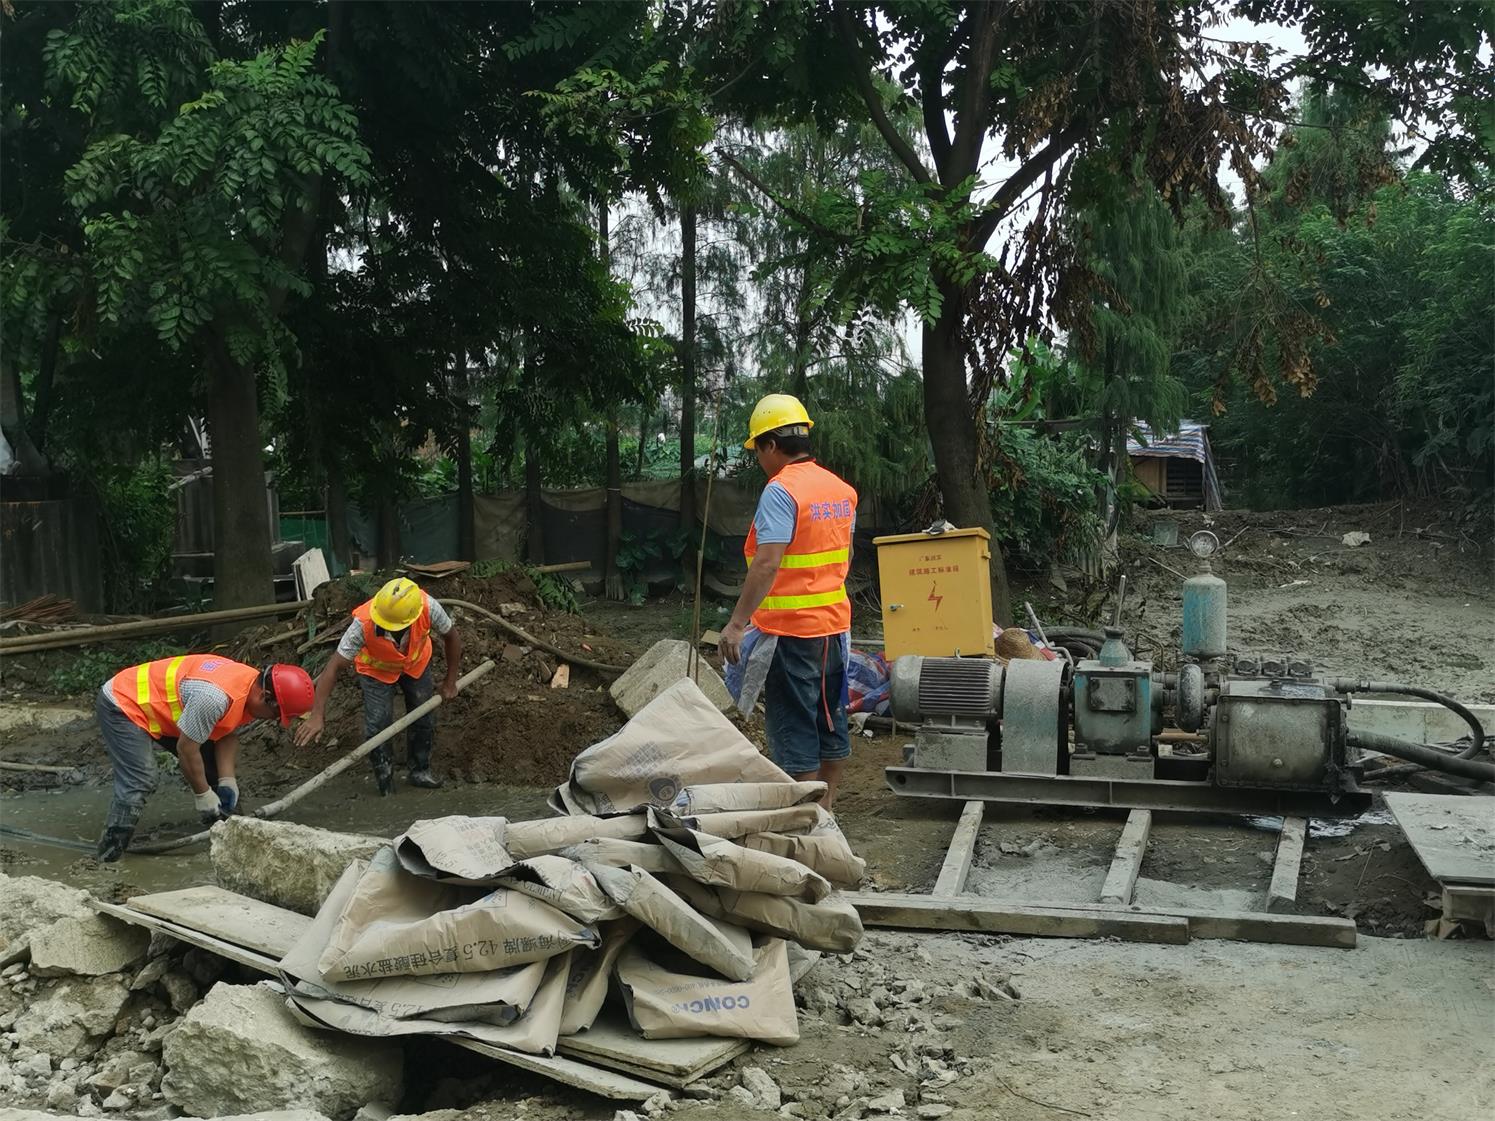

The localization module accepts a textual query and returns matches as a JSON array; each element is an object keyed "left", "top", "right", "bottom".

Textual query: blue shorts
[{"left": 764, "top": 634, "right": 851, "bottom": 775}]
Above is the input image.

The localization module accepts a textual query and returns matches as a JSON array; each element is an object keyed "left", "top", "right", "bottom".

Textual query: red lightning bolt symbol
[{"left": 928, "top": 582, "right": 943, "bottom": 612}]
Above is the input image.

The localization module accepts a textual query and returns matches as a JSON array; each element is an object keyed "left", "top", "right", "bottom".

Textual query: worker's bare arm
[
  {"left": 439, "top": 630, "right": 462, "bottom": 701},
  {"left": 293, "top": 652, "right": 352, "bottom": 746},
  {"left": 720, "top": 541, "right": 788, "bottom": 664},
  {"left": 175, "top": 735, "right": 211, "bottom": 795}
]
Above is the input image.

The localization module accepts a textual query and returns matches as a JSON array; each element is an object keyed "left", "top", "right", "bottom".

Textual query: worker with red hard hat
[{"left": 95, "top": 655, "right": 315, "bottom": 861}]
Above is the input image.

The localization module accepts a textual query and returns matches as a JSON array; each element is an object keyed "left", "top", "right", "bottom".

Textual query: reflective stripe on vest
[
  {"left": 351, "top": 596, "right": 434, "bottom": 683},
  {"left": 744, "top": 460, "right": 857, "bottom": 638},
  {"left": 111, "top": 656, "right": 258, "bottom": 741}
]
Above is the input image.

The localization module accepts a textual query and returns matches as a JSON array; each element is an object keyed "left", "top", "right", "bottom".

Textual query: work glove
[
  {"left": 215, "top": 778, "right": 239, "bottom": 815},
  {"left": 193, "top": 787, "right": 226, "bottom": 826}
]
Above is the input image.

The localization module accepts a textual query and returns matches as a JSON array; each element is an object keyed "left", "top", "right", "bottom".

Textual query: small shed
[{"left": 1127, "top": 421, "right": 1223, "bottom": 511}]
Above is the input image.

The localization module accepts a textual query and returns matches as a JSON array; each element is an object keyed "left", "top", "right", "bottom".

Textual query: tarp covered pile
[{"left": 276, "top": 679, "right": 867, "bottom": 1057}]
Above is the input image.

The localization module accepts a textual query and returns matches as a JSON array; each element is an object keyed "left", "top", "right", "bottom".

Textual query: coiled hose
[{"left": 1331, "top": 678, "right": 1493, "bottom": 783}]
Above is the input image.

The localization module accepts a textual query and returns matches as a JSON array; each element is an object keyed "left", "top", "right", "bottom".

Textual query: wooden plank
[
  {"left": 1099, "top": 809, "right": 1152, "bottom": 905},
  {"left": 123, "top": 886, "right": 311, "bottom": 958},
  {"left": 1266, "top": 816, "right": 1307, "bottom": 913},
  {"left": 97, "top": 900, "right": 672, "bottom": 1101},
  {"left": 844, "top": 891, "right": 1190, "bottom": 945},
  {"left": 1002, "top": 899, "right": 1357, "bottom": 949},
  {"left": 453, "top": 1038, "right": 669, "bottom": 1101},
  {"left": 94, "top": 901, "right": 287, "bottom": 975},
  {"left": 550, "top": 664, "right": 571, "bottom": 690},
  {"left": 1385, "top": 793, "right": 1495, "bottom": 886},
  {"left": 1440, "top": 882, "right": 1495, "bottom": 932},
  {"left": 932, "top": 800, "right": 984, "bottom": 897},
  {"left": 558, "top": 1013, "right": 749, "bottom": 1088}
]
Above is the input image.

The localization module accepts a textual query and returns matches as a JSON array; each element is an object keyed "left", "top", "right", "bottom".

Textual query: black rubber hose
[
  {"left": 1348, "top": 731, "right": 1495, "bottom": 783},
  {"left": 1329, "top": 678, "right": 1486, "bottom": 759}
]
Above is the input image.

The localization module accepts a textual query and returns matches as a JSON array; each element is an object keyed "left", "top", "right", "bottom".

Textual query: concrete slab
[{"left": 1385, "top": 792, "right": 1495, "bottom": 886}]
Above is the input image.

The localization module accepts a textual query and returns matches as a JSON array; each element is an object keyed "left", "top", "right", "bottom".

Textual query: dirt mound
[{"left": 234, "top": 568, "right": 639, "bottom": 792}]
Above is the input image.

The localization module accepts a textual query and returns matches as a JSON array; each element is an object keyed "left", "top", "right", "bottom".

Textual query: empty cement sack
[
  {"left": 281, "top": 862, "right": 548, "bottom": 1025},
  {"left": 503, "top": 813, "right": 649, "bottom": 859},
  {"left": 588, "top": 863, "right": 755, "bottom": 982},
  {"left": 317, "top": 847, "right": 597, "bottom": 980},
  {"left": 288, "top": 947, "right": 573, "bottom": 1056},
  {"left": 493, "top": 855, "right": 624, "bottom": 924},
  {"left": 677, "top": 803, "right": 821, "bottom": 841},
  {"left": 558, "top": 918, "right": 639, "bottom": 1036},
  {"left": 395, "top": 816, "right": 513, "bottom": 884},
  {"left": 559, "top": 678, "right": 791, "bottom": 815},
  {"left": 739, "top": 807, "right": 867, "bottom": 888},
  {"left": 652, "top": 815, "right": 833, "bottom": 902},
  {"left": 560, "top": 837, "right": 684, "bottom": 876},
  {"left": 664, "top": 876, "right": 862, "bottom": 954},
  {"left": 615, "top": 937, "right": 799, "bottom": 1046},
  {"left": 670, "top": 780, "right": 825, "bottom": 815}
]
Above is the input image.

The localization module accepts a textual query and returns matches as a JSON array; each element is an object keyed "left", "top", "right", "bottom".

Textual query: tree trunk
[
  {"left": 203, "top": 331, "right": 274, "bottom": 610},
  {"left": 376, "top": 492, "right": 400, "bottom": 569},
  {"left": 789, "top": 266, "right": 814, "bottom": 399},
  {"left": 636, "top": 405, "right": 648, "bottom": 478},
  {"left": 524, "top": 436, "right": 545, "bottom": 565},
  {"left": 0, "top": 351, "right": 48, "bottom": 477},
  {"left": 921, "top": 284, "right": 1012, "bottom": 625},
  {"left": 678, "top": 203, "right": 697, "bottom": 536},
  {"left": 325, "top": 455, "right": 352, "bottom": 571},
  {"left": 598, "top": 203, "right": 625, "bottom": 600},
  {"left": 30, "top": 313, "right": 62, "bottom": 454},
  {"left": 453, "top": 351, "right": 475, "bottom": 561}
]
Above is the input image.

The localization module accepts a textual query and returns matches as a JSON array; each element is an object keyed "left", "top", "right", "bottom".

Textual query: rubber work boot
[
  {"left": 96, "top": 826, "right": 135, "bottom": 863},
  {"left": 370, "top": 747, "right": 395, "bottom": 797},
  {"left": 408, "top": 768, "right": 442, "bottom": 789}
]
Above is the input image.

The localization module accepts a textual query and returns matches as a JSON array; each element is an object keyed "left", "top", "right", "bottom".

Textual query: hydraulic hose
[
  {"left": 1347, "top": 730, "right": 1495, "bottom": 783},
  {"left": 1330, "top": 678, "right": 1486, "bottom": 759}
]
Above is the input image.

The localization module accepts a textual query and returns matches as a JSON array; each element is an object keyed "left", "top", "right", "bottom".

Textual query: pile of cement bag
[{"left": 277, "top": 679, "right": 866, "bottom": 1056}]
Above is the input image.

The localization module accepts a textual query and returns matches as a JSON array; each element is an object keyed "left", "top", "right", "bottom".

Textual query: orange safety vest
[
  {"left": 744, "top": 459, "right": 857, "bottom": 638},
  {"left": 109, "top": 655, "right": 259, "bottom": 741},
  {"left": 351, "top": 595, "right": 433, "bottom": 683}
]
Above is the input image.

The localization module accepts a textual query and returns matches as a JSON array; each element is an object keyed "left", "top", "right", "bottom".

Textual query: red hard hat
[{"left": 263, "top": 663, "right": 315, "bottom": 726}]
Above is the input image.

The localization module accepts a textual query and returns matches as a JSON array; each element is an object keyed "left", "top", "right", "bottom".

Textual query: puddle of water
[{"left": 0, "top": 774, "right": 555, "bottom": 894}]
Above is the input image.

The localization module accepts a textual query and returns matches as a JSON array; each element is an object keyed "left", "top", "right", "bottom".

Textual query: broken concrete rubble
[
  {"left": 608, "top": 639, "right": 734, "bottom": 719},
  {"left": 29, "top": 917, "right": 150, "bottom": 979},
  {"left": 210, "top": 817, "right": 384, "bottom": 916},
  {"left": 13, "top": 975, "right": 132, "bottom": 1059},
  {"left": 161, "top": 983, "right": 402, "bottom": 1121},
  {"left": 0, "top": 875, "right": 96, "bottom": 965}
]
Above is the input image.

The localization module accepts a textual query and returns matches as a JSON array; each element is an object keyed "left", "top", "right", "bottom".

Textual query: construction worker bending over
[
  {"left": 295, "top": 577, "right": 461, "bottom": 793},
  {"left": 96, "top": 657, "right": 315, "bottom": 861},
  {"left": 720, "top": 394, "right": 858, "bottom": 809}
]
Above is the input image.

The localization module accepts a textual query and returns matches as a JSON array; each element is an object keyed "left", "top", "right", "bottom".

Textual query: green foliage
[
  {"left": 48, "top": 638, "right": 180, "bottom": 695},
  {"left": 533, "top": 571, "right": 582, "bottom": 615},
  {"left": 90, "top": 457, "right": 179, "bottom": 612}
]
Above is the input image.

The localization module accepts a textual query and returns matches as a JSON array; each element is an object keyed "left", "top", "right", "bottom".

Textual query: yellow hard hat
[
  {"left": 369, "top": 577, "right": 424, "bottom": 631},
  {"left": 744, "top": 393, "right": 813, "bottom": 449}
]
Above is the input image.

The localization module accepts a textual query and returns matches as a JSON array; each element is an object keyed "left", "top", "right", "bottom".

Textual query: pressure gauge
[{"left": 1188, "top": 529, "right": 1220, "bottom": 559}]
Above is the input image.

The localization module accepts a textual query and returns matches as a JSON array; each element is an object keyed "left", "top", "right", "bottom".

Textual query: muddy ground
[{"left": 0, "top": 501, "right": 1491, "bottom": 1119}]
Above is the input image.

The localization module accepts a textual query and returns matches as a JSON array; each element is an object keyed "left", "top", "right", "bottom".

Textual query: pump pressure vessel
[{"left": 1182, "top": 565, "right": 1227, "bottom": 659}]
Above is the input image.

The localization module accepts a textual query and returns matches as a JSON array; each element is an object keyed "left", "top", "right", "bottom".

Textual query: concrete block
[
  {"left": 0, "top": 874, "right": 95, "bottom": 963},
  {"left": 609, "top": 639, "right": 733, "bottom": 719},
  {"left": 211, "top": 818, "right": 384, "bottom": 917},
  {"left": 14, "top": 975, "right": 132, "bottom": 1059},
  {"left": 30, "top": 916, "right": 150, "bottom": 978},
  {"left": 162, "top": 983, "right": 402, "bottom": 1121}
]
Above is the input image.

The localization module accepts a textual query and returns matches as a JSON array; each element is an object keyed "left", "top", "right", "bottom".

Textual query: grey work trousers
[
  {"left": 96, "top": 687, "right": 218, "bottom": 830},
  {"left": 359, "top": 664, "right": 435, "bottom": 781}
]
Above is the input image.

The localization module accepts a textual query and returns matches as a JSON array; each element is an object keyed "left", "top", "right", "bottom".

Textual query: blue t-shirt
[{"left": 752, "top": 480, "right": 856, "bottom": 545}]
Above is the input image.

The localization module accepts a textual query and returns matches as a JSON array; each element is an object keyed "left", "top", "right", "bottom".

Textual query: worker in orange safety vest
[
  {"left": 295, "top": 577, "right": 462, "bottom": 794},
  {"left": 719, "top": 394, "right": 858, "bottom": 807},
  {"left": 96, "top": 656, "right": 315, "bottom": 861}
]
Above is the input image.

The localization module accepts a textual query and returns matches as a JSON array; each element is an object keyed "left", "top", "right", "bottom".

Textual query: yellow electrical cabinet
[{"left": 873, "top": 527, "right": 994, "bottom": 659}]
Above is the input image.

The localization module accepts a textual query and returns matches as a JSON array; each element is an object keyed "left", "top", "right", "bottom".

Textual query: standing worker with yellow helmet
[
  {"left": 295, "top": 577, "right": 463, "bottom": 793},
  {"left": 720, "top": 394, "right": 859, "bottom": 808}
]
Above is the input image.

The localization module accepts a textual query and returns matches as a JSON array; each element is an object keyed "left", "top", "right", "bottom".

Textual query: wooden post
[
  {"left": 933, "top": 800, "right": 984, "bottom": 897},
  {"left": 1266, "top": 816, "right": 1307, "bottom": 913},
  {"left": 1099, "top": 809, "right": 1153, "bottom": 906}
]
